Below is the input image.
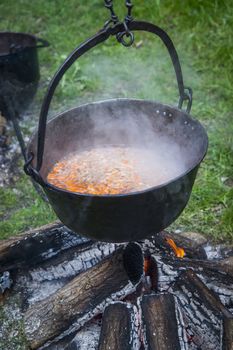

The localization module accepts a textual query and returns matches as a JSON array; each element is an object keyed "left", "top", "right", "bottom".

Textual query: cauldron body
[
  {"left": 0, "top": 32, "right": 48, "bottom": 118},
  {"left": 28, "top": 99, "right": 208, "bottom": 242}
]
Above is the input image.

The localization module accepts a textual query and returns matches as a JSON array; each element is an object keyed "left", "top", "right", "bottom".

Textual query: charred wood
[
  {"left": 174, "top": 269, "right": 233, "bottom": 350},
  {"left": 162, "top": 256, "right": 233, "bottom": 280},
  {"left": 24, "top": 248, "right": 131, "bottom": 349},
  {"left": 0, "top": 222, "right": 91, "bottom": 273},
  {"left": 143, "top": 254, "right": 158, "bottom": 292},
  {"left": 174, "top": 269, "right": 232, "bottom": 318},
  {"left": 140, "top": 293, "right": 181, "bottom": 350},
  {"left": 98, "top": 302, "right": 139, "bottom": 350},
  {"left": 223, "top": 317, "right": 233, "bottom": 350},
  {"left": 219, "top": 257, "right": 233, "bottom": 279},
  {"left": 123, "top": 242, "right": 143, "bottom": 285},
  {"left": 148, "top": 252, "right": 233, "bottom": 308},
  {"left": 154, "top": 231, "right": 208, "bottom": 259},
  {"left": 14, "top": 241, "right": 118, "bottom": 306}
]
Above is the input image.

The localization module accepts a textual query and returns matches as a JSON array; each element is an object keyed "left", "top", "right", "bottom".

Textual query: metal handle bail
[
  {"left": 178, "top": 87, "right": 193, "bottom": 114},
  {"left": 31, "top": 20, "right": 191, "bottom": 173}
]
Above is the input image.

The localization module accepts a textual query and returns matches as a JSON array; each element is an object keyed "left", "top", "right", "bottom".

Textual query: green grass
[
  {"left": 0, "top": 0, "right": 232, "bottom": 241},
  {"left": 0, "top": 173, "right": 56, "bottom": 239}
]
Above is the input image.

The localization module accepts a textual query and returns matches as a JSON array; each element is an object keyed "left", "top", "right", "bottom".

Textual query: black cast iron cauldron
[
  {"left": 25, "top": 20, "right": 208, "bottom": 243},
  {"left": 0, "top": 32, "right": 49, "bottom": 118}
]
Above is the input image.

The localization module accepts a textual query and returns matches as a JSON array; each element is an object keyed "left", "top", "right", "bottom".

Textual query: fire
[{"left": 165, "top": 237, "right": 185, "bottom": 258}]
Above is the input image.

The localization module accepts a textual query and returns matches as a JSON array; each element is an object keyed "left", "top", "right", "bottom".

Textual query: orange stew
[{"left": 47, "top": 147, "right": 149, "bottom": 195}]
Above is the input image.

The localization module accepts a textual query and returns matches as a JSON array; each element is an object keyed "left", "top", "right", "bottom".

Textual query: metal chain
[
  {"left": 104, "top": 1, "right": 134, "bottom": 46},
  {"left": 104, "top": 1, "right": 134, "bottom": 26},
  {"left": 125, "top": 0, "right": 133, "bottom": 23},
  {"left": 104, "top": 0, "right": 119, "bottom": 26}
]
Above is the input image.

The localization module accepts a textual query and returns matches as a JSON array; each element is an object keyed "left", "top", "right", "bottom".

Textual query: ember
[{"left": 47, "top": 146, "right": 185, "bottom": 195}]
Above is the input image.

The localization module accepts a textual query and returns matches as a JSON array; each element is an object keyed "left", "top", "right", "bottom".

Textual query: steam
[
  {"left": 46, "top": 103, "right": 191, "bottom": 194},
  {"left": 41, "top": 34, "right": 204, "bottom": 190},
  {"left": 49, "top": 33, "right": 180, "bottom": 116}
]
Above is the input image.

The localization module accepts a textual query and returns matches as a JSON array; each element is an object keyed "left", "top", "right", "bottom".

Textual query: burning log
[
  {"left": 14, "top": 240, "right": 118, "bottom": 305},
  {"left": 174, "top": 269, "right": 233, "bottom": 349},
  {"left": 143, "top": 254, "right": 158, "bottom": 292},
  {"left": 1, "top": 222, "right": 233, "bottom": 349},
  {"left": 0, "top": 222, "right": 91, "bottom": 273},
  {"left": 165, "top": 255, "right": 233, "bottom": 280},
  {"left": 149, "top": 230, "right": 207, "bottom": 259},
  {"left": 140, "top": 293, "right": 181, "bottom": 350},
  {"left": 98, "top": 302, "right": 139, "bottom": 350},
  {"left": 174, "top": 269, "right": 233, "bottom": 317},
  {"left": 24, "top": 248, "right": 132, "bottom": 349},
  {"left": 146, "top": 246, "right": 233, "bottom": 303}
]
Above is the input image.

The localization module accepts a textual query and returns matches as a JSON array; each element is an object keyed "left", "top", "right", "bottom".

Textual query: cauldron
[
  {"left": 0, "top": 32, "right": 49, "bottom": 118},
  {"left": 25, "top": 18, "right": 208, "bottom": 243}
]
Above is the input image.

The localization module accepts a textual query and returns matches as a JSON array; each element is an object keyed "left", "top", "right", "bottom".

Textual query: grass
[{"left": 0, "top": 0, "right": 232, "bottom": 241}]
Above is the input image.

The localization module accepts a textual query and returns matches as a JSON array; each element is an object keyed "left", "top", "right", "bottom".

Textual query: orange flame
[{"left": 165, "top": 237, "right": 185, "bottom": 258}]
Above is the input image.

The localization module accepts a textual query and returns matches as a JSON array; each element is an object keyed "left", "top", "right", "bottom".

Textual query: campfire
[{"left": 1, "top": 223, "right": 233, "bottom": 349}]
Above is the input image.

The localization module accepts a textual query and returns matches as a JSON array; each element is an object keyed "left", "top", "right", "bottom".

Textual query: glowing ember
[
  {"left": 165, "top": 238, "right": 185, "bottom": 258},
  {"left": 47, "top": 146, "right": 184, "bottom": 195},
  {"left": 144, "top": 256, "right": 151, "bottom": 276}
]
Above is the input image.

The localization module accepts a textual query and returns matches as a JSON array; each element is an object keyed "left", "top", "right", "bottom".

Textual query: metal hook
[
  {"left": 116, "top": 20, "right": 135, "bottom": 47},
  {"left": 117, "top": 30, "right": 134, "bottom": 47}
]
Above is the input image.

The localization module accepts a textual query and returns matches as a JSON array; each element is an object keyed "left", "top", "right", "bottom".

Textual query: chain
[
  {"left": 104, "top": 0, "right": 119, "bottom": 27},
  {"left": 104, "top": 1, "right": 134, "bottom": 47},
  {"left": 125, "top": 0, "right": 133, "bottom": 23}
]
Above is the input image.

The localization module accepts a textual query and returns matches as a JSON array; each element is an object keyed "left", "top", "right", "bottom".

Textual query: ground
[{"left": 0, "top": 0, "right": 232, "bottom": 241}]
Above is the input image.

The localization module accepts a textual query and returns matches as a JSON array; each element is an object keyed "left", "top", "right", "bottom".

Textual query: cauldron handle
[
  {"left": 35, "top": 37, "right": 50, "bottom": 49},
  {"left": 33, "top": 21, "right": 191, "bottom": 173}
]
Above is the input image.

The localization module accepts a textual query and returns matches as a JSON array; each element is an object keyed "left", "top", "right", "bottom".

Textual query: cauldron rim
[
  {"left": 30, "top": 97, "right": 208, "bottom": 198},
  {"left": 0, "top": 31, "right": 44, "bottom": 57}
]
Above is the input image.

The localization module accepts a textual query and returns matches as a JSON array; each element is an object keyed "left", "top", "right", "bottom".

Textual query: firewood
[
  {"left": 223, "top": 317, "right": 233, "bottom": 350},
  {"left": 174, "top": 269, "right": 233, "bottom": 350},
  {"left": 0, "top": 222, "right": 91, "bottom": 272},
  {"left": 144, "top": 230, "right": 207, "bottom": 259},
  {"left": 140, "top": 293, "right": 181, "bottom": 350},
  {"left": 14, "top": 240, "right": 118, "bottom": 306},
  {"left": 98, "top": 302, "right": 139, "bottom": 350},
  {"left": 219, "top": 256, "right": 233, "bottom": 279},
  {"left": 168, "top": 256, "right": 233, "bottom": 279},
  {"left": 148, "top": 251, "right": 233, "bottom": 299},
  {"left": 174, "top": 269, "right": 233, "bottom": 318},
  {"left": 24, "top": 248, "right": 131, "bottom": 349}
]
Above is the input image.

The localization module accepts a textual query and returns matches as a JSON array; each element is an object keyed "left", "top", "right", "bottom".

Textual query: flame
[{"left": 165, "top": 237, "right": 185, "bottom": 258}]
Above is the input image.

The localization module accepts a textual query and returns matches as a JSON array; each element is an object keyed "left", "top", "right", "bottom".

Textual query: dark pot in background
[{"left": 0, "top": 32, "right": 49, "bottom": 118}]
